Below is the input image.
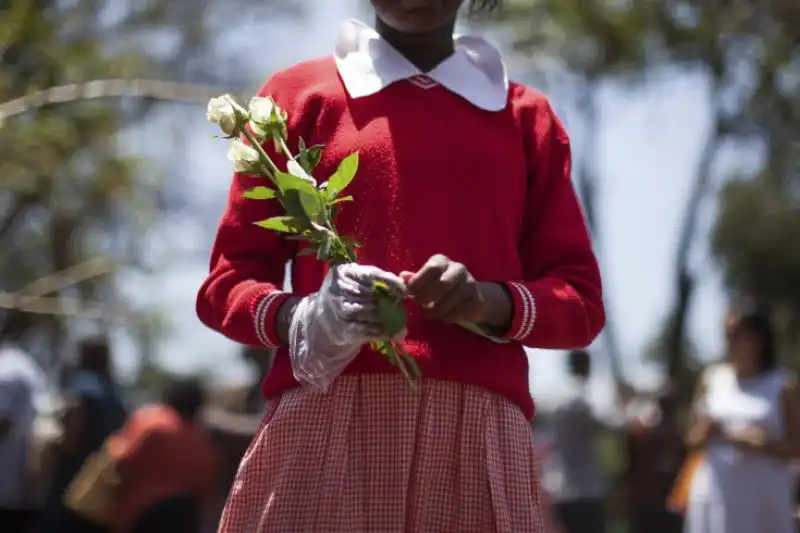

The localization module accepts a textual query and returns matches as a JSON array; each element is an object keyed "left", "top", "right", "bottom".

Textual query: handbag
[{"left": 63, "top": 441, "right": 120, "bottom": 526}]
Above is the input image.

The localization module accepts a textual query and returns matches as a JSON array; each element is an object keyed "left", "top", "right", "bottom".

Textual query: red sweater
[{"left": 196, "top": 57, "right": 604, "bottom": 419}]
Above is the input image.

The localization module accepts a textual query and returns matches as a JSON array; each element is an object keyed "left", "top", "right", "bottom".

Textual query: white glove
[{"left": 289, "top": 263, "right": 406, "bottom": 391}]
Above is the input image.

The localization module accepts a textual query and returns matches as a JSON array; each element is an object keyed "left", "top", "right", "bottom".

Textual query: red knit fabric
[{"left": 196, "top": 57, "right": 604, "bottom": 420}]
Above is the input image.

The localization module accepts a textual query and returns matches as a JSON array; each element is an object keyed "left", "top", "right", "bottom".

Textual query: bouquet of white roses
[
  {"left": 206, "top": 94, "right": 421, "bottom": 386},
  {"left": 207, "top": 93, "right": 508, "bottom": 388}
]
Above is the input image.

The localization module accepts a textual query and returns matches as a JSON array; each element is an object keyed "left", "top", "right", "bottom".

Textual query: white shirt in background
[
  {"left": 539, "top": 391, "right": 607, "bottom": 503},
  {"left": 0, "top": 375, "right": 35, "bottom": 508}
]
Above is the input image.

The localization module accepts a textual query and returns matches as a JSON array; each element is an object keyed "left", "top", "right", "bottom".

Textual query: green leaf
[
  {"left": 297, "top": 144, "right": 324, "bottom": 174},
  {"left": 297, "top": 247, "right": 316, "bottom": 256},
  {"left": 376, "top": 295, "right": 407, "bottom": 337},
  {"left": 325, "top": 152, "right": 359, "bottom": 198},
  {"left": 306, "top": 145, "right": 324, "bottom": 170},
  {"left": 254, "top": 216, "right": 305, "bottom": 233},
  {"left": 273, "top": 170, "right": 326, "bottom": 222},
  {"left": 331, "top": 195, "right": 354, "bottom": 205},
  {"left": 403, "top": 351, "right": 421, "bottom": 378},
  {"left": 242, "top": 186, "right": 277, "bottom": 200},
  {"left": 274, "top": 170, "right": 316, "bottom": 195},
  {"left": 280, "top": 190, "right": 308, "bottom": 221},
  {"left": 297, "top": 189, "right": 326, "bottom": 223},
  {"left": 372, "top": 280, "right": 392, "bottom": 297}
]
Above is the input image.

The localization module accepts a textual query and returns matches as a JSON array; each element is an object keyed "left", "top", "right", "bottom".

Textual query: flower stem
[
  {"left": 241, "top": 128, "right": 279, "bottom": 181},
  {"left": 277, "top": 136, "right": 295, "bottom": 162}
]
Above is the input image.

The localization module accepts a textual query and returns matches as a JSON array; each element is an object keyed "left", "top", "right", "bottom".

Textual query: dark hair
[
  {"left": 468, "top": 0, "right": 502, "bottom": 14},
  {"left": 77, "top": 335, "right": 112, "bottom": 377},
  {"left": 567, "top": 349, "right": 591, "bottom": 377},
  {"left": 729, "top": 301, "right": 777, "bottom": 372},
  {"left": 163, "top": 377, "right": 206, "bottom": 420}
]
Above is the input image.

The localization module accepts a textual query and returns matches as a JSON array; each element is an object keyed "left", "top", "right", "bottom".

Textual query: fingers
[
  {"left": 337, "top": 300, "right": 382, "bottom": 325},
  {"left": 405, "top": 255, "right": 480, "bottom": 322},
  {"left": 405, "top": 254, "right": 449, "bottom": 299},
  {"left": 407, "top": 255, "right": 466, "bottom": 308},
  {"left": 335, "top": 264, "right": 406, "bottom": 299}
]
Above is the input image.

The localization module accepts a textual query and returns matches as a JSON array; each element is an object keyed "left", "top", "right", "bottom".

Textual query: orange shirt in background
[{"left": 107, "top": 405, "right": 219, "bottom": 533}]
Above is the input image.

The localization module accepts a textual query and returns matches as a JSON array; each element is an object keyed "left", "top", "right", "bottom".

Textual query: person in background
[
  {"left": 240, "top": 347, "right": 275, "bottom": 415},
  {"left": 109, "top": 377, "right": 218, "bottom": 533},
  {"left": 201, "top": 347, "right": 275, "bottom": 533},
  {"left": 38, "top": 336, "right": 127, "bottom": 533},
  {"left": 0, "top": 349, "right": 37, "bottom": 533},
  {"left": 546, "top": 350, "right": 607, "bottom": 533},
  {"left": 623, "top": 384, "right": 686, "bottom": 533},
  {"left": 684, "top": 302, "right": 800, "bottom": 533}
]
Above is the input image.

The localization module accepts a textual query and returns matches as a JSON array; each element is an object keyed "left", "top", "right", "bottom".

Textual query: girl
[
  {"left": 197, "top": 1, "right": 604, "bottom": 531},
  {"left": 684, "top": 303, "right": 800, "bottom": 533}
]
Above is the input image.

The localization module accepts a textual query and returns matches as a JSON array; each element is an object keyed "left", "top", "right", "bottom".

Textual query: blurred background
[{"left": 0, "top": 0, "right": 798, "bottom": 532}]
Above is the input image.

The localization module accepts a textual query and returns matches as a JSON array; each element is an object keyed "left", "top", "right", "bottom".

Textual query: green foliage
[
  {"left": 296, "top": 137, "right": 323, "bottom": 174},
  {"left": 214, "top": 99, "right": 423, "bottom": 386},
  {"left": 0, "top": 1, "right": 159, "bottom": 361},
  {"left": 242, "top": 186, "right": 277, "bottom": 200},
  {"left": 373, "top": 280, "right": 407, "bottom": 337},
  {"left": 493, "top": 0, "right": 800, "bottom": 374},
  {"left": 0, "top": 0, "right": 301, "bottom": 366},
  {"left": 325, "top": 153, "right": 359, "bottom": 199},
  {"left": 712, "top": 179, "right": 800, "bottom": 307}
]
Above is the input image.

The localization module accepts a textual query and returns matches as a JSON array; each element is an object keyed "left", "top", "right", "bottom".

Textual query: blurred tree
[
  {"left": 494, "top": 0, "right": 800, "bottom": 384},
  {"left": 0, "top": 0, "right": 302, "bottom": 376}
]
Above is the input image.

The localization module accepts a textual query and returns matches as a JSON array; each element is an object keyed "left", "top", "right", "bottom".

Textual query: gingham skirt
[{"left": 218, "top": 374, "right": 546, "bottom": 533}]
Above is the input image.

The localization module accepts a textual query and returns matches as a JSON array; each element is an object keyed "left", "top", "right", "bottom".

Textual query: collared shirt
[{"left": 333, "top": 18, "right": 508, "bottom": 111}]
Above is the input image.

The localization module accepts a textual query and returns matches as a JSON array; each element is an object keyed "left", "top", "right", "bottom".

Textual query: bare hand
[
  {"left": 726, "top": 426, "right": 768, "bottom": 453},
  {"left": 687, "top": 414, "right": 721, "bottom": 447},
  {"left": 401, "top": 255, "right": 486, "bottom": 324}
]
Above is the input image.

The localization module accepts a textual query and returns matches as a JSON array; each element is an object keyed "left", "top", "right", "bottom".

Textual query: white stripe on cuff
[
  {"left": 508, "top": 282, "right": 536, "bottom": 341},
  {"left": 253, "top": 291, "right": 284, "bottom": 348}
]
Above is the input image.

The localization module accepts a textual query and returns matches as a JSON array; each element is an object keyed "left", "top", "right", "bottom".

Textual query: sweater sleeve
[
  {"left": 196, "top": 73, "right": 311, "bottom": 348},
  {"left": 500, "top": 96, "right": 605, "bottom": 349}
]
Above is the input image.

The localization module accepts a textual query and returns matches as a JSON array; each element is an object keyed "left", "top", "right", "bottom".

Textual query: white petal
[
  {"left": 287, "top": 160, "right": 317, "bottom": 186},
  {"left": 249, "top": 96, "right": 274, "bottom": 123},
  {"left": 227, "top": 140, "right": 260, "bottom": 173}
]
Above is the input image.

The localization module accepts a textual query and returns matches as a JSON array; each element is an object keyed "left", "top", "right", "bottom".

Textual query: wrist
[
  {"left": 476, "top": 282, "right": 513, "bottom": 330},
  {"left": 275, "top": 296, "right": 301, "bottom": 344}
]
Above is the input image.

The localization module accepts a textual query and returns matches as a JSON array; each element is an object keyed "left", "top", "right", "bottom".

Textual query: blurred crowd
[
  {"left": 1, "top": 301, "right": 800, "bottom": 533},
  {"left": 0, "top": 337, "right": 272, "bottom": 533},
  {"left": 539, "top": 302, "right": 800, "bottom": 533}
]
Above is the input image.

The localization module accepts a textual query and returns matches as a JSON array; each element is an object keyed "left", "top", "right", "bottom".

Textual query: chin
[{"left": 385, "top": 14, "right": 454, "bottom": 35}]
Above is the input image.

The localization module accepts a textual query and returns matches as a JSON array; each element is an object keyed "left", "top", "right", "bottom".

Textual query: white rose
[
  {"left": 227, "top": 140, "right": 261, "bottom": 173},
  {"left": 249, "top": 96, "right": 278, "bottom": 123},
  {"left": 287, "top": 159, "right": 317, "bottom": 186},
  {"left": 248, "top": 96, "right": 288, "bottom": 143},
  {"left": 207, "top": 94, "right": 248, "bottom": 136}
]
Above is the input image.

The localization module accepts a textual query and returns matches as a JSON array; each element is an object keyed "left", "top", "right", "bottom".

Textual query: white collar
[{"left": 334, "top": 19, "right": 508, "bottom": 112}]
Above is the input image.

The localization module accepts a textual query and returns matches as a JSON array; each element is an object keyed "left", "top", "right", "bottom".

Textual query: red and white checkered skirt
[{"left": 218, "top": 374, "right": 546, "bottom": 532}]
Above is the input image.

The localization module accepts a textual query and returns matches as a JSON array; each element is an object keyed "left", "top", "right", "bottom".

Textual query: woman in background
[
  {"left": 38, "top": 337, "right": 126, "bottom": 533},
  {"left": 684, "top": 303, "right": 800, "bottom": 533}
]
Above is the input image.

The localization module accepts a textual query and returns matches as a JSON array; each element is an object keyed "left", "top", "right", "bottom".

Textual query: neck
[{"left": 375, "top": 17, "right": 456, "bottom": 72}]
